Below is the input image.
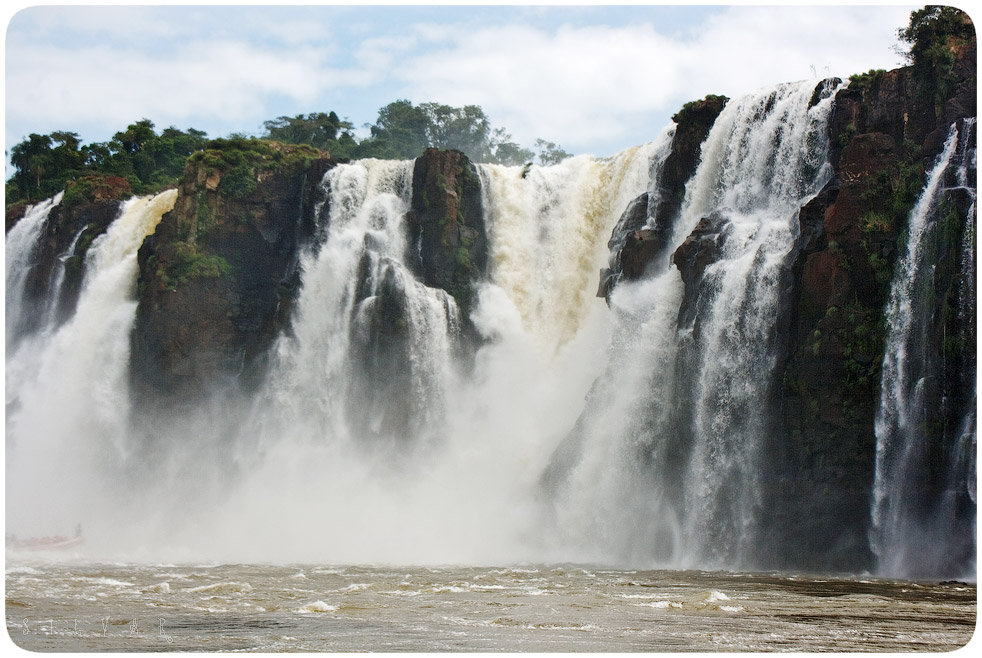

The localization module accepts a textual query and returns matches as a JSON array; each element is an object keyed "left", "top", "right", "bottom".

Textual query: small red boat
[{"left": 7, "top": 527, "right": 84, "bottom": 552}]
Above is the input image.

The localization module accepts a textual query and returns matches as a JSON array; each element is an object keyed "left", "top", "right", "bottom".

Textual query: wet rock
[
  {"left": 130, "top": 143, "right": 335, "bottom": 414},
  {"left": 773, "top": 29, "right": 977, "bottom": 572},
  {"left": 672, "top": 213, "right": 731, "bottom": 332},
  {"left": 405, "top": 148, "right": 487, "bottom": 320},
  {"left": 599, "top": 95, "right": 727, "bottom": 300},
  {"left": 597, "top": 193, "right": 649, "bottom": 298}
]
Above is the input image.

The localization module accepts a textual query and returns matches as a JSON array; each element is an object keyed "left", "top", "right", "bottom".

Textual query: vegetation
[
  {"left": 158, "top": 242, "right": 231, "bottom": 292},
  {"left": 672, "top": 95, "right": 729, "bottom": 124},
  {"left": 7, "top": 121, "right": 208, "bottom": 205},
  {"left": 898, "top": 5, "right": 975, "bottom": 114},
  {"left": 7, "top": 101, "right": 574, "bottom": 210},
  {"left": 261, "top": 111, "right": 358, "bottom": 158},
  {"left": 847, "top": 69, "right": 887, "bottom": 93},
  {"left": 347, "top": 100, "right": 536, "bottom": 164}
]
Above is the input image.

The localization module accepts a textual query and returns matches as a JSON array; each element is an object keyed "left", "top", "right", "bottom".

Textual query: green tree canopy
[
  {"left": 7, "top": 122, "right": 210, "bottom": 205},
  {"left": 262, "top": 111, "right": 357, "bottom": 158},
  {"left": 899, "top": 5, "right": 975, "bottom": 66},
  {"left": 7, "top": 101, "right": 573, "bottom": 208},
  {"left": 898, "top": 5, "right": 975, "bottom": 114},
  {"left": 352, "top": 99, "right": 548, "bottom": 165}
]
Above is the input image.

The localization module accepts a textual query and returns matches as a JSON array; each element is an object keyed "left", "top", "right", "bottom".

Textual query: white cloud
[
  {"left": 390, "top": 22, "right": 685, "bottom": 150},
  {"left": 6, "top": 39, "right": 342, "bottom": 131},
  {"left": 5, "top": 5, "right": 920, "bottom": 157},
  {"left": 383, "top": 5, "right": 915, "bottom": 154}
]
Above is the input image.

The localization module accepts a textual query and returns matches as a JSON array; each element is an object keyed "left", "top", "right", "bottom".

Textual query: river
[{"left": 6, "top": 559, "right": 976, "bottom": 651}]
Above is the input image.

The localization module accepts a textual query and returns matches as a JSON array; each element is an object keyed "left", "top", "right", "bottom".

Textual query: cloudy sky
[{"left": 5, "top": 3, "right": 918, "bottom": 162}]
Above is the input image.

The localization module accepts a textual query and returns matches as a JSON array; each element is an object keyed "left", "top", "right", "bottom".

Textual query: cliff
[
  {"left": 599, "top": 95, "right": 727, "bottom": 300},
  {"left": 405, "top": 148, "right": 487, "bottom": 322},
  {"left": 130, "top": 141, "right": 335, "bottom": 414},
  {"left": 765, "top": 33, "right": 977, "bottom": 571},
  {"left": 126, "top": 143, "right": 488, "bottom": 417}
]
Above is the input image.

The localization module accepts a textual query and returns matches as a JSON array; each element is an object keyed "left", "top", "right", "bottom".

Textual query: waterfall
[
  {"left": 4, "top": 192, "right": 63, "bottom": 347},
  {"left": 5, "top": 191, "right": 177, "bottom": 539},
  {"left": 256, "top": 159, "right": 459, "bottom": 448},
  {"left": 4, "top": 83, "right": 973, "bottom": 574},
  {"left": 676, "top": 80, "right": 838, "bottom": 567},
  {"left": 188, "top": 147, "right": 664, "bottom": 564},
  {"left": 545, "top": 80, "right": 840, "bottom": 569},
  {"left": 871, "top": 120, "right": 978, "bottom": 579},
  {"left": 478, "top": 143, "right": 661, "bottom": 353}
]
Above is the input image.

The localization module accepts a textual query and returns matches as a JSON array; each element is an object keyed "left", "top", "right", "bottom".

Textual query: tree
[
  {"left": 7, "top": 122, "right": 212, "bottom": 206},
  {"left": 10, "top": 133, "right": 55, "bottom": 201},
  {"left": 354, "top": 100, "right": 546, "bottom": 165},
  {"left": 534, "top": 138, "right": 572, "bottom": 166},
  {"left": 899, "top": 5, "right": 975, "bottom": 66},
  {"left": 261, "top": 111, "right": 356, "bottom": 157},
  {"left": 419, "top": 103, "right": 493, "bottom": 161},
  {"left": 897, "top": 6, "right": 975, "bottom": 114},
  {"left": 358, "top": 100, "right": 431, "bottom": 159}
]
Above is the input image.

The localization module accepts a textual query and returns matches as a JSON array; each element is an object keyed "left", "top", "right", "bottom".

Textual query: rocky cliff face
[
  {"left": 770, "top": 37, "right": 976, "bottom": 571},
  {"left": 127, "top": 144, "right": 489, "bottom": 418},
  {"left": 585, "top": 24, "right": 974, "bottom": 572},
  {"left": 599, "top": 95, "right": 727, "bottom": 300},
  {"left": 405, "top": 148, "right": 487, "bottom": 321},
  {"left": 130, "top": 143, "right": 335, "bottom": 415}
]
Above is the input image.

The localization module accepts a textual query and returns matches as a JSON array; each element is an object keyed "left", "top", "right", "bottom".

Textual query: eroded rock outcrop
[
  {"left": 405, "top": 148, "right": 487, "bottom": 319},
  {"left": 130, "top": 142, "right": 334, "bottom": 414},
  {"left": 772, "top": 30, "right": 977, "bottom": 571},
  {"left": 599, "top": 95, "right": 727, "bottom": 300},
  {"left": 671, "top": 212, "right": 731, "bottom": 334}
]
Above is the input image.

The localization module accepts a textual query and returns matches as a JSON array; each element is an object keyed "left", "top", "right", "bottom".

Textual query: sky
[{"left": 4, "top": 3, "right": 923, "bottom": 165}]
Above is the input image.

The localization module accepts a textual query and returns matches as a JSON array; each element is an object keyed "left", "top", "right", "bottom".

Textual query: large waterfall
[
  {"left": 544, "top": 80, "right": 840, "bottom": 569},
  {"left": 4, "top": 82, "right": 975, "bottom": 577},
  {"left": 6, "top": 191, "right": 177, "bottom": 539}
]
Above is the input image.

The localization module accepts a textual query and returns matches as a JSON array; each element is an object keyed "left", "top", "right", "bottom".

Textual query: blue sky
[{"left": 5, "top": 3, "right": 919, "bottom": 163}]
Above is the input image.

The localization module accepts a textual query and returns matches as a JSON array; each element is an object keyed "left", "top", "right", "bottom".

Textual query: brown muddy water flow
[{"left": 5, "top": 560, "right": 976, "bottom": 652}]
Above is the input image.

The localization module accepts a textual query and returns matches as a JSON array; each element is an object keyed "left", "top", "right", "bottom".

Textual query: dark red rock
[{"left": 405, "top": 148, "right": 486, "bottom": 318}]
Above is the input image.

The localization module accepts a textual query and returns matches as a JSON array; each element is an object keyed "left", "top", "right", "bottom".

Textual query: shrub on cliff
[
  {"left": 899, "top": 6, "right": 976, "bottom": 113},
  {"left": 6, "top": 121, "right": 207, "bottom": 208}
]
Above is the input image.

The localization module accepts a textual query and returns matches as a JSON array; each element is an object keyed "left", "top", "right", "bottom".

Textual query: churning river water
[{"left": 5, "top": 560, "right": 976, "bottom": 652}]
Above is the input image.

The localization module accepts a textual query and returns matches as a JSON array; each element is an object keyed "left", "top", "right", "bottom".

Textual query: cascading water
[
  {"left": 5, "top": 191, "right": 177, "bottom": 541},
  {"left": 4, "top": 192, "right": 63, "bottom": 347},
  {"left": 478, "top": 143, "right": 661, "bottom": 352},
  {"left": 675, "top": 80, "right": 838, "bottom": 568},
  {"left": 871, "top": 119, "right": 978, "bottom": 579},
  {"left": 142, "top": 147, "right": 662, "bottom": 564},
  {"left": 544, "top": 80, "right": 840, "bottom": 569},
  {"left": 256, "top": 159, "right": 459, "bottom": 448},
  {"left": 4, "top": 83, "right": 973, "bottom": 577}
]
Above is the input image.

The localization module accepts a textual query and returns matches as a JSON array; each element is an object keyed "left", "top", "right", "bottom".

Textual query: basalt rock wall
[
  {"left": 130, "top": 144, "right": 335, "bottom": 415},
  {"left": 770, "top": 36, "right": 977, "bottom": 571},
  {"left": 406, "top": 147, "right": 488, "bottom": 320}
]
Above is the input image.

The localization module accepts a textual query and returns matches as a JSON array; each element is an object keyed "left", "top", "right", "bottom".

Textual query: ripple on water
[{"left": 297, "top": 601, "right": 338, "bottom": 613}]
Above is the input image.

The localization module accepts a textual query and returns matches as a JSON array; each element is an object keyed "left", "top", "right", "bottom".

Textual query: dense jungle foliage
[{"left": 5, "top": 101, "right": 570, "bottom": 209}]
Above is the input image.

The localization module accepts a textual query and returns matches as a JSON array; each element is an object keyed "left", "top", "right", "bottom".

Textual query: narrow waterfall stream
[{"left": 871, "top": 119, "right": 978, "bottom": 579}]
